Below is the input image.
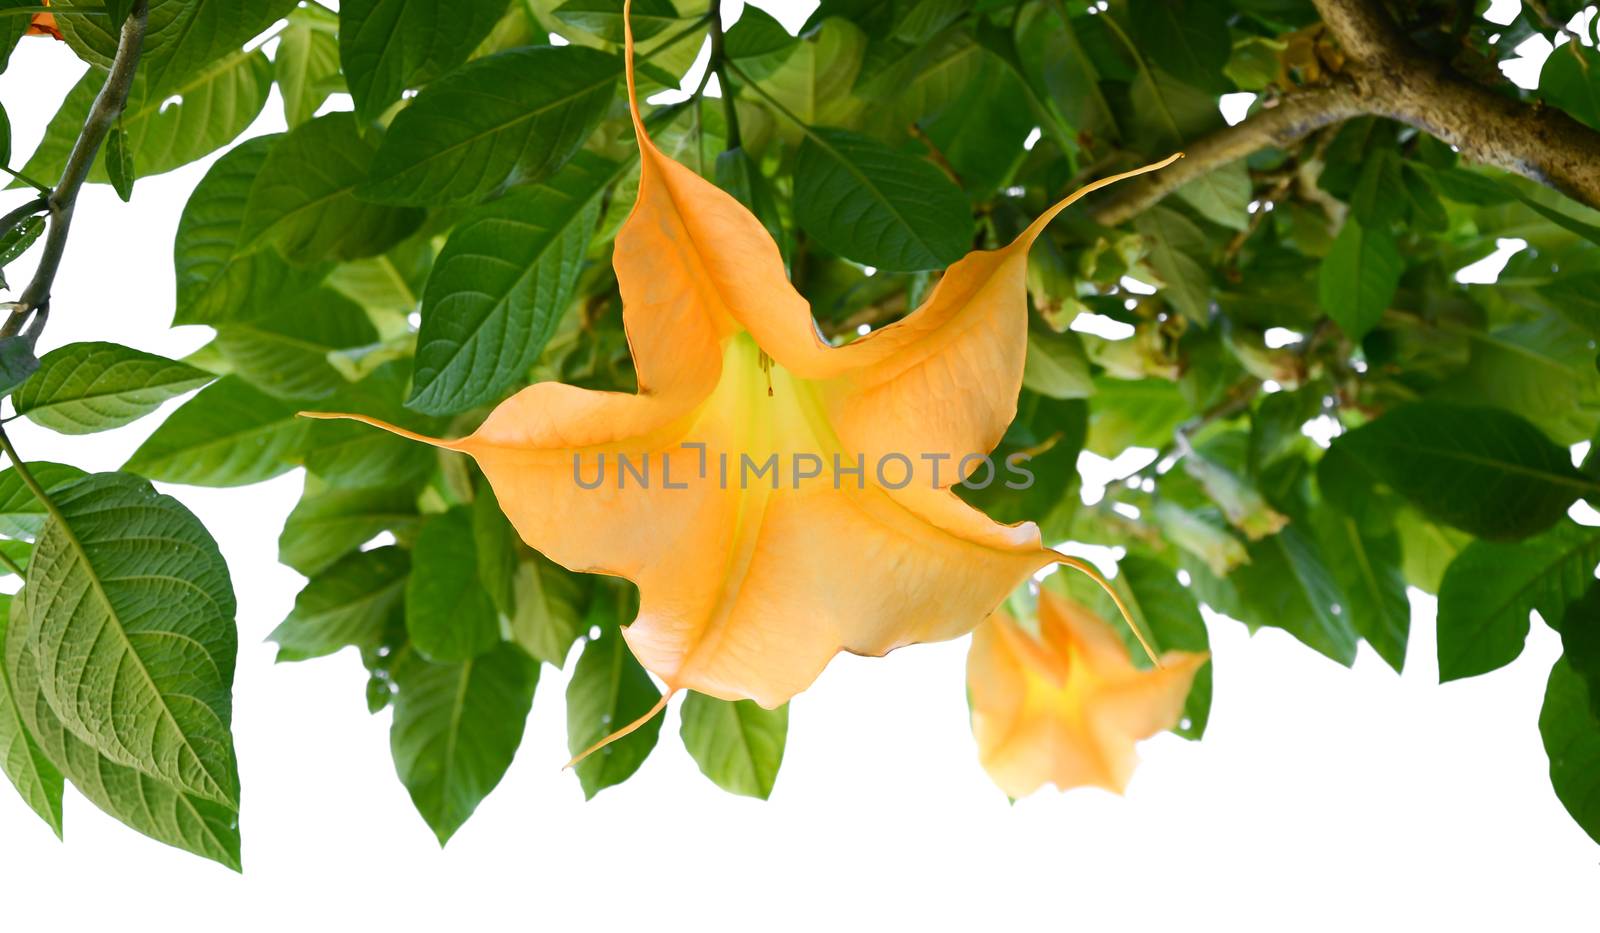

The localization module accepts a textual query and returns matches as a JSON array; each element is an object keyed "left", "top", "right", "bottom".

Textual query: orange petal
[
  {"left": 967, "top": 589, "right": 1206, "bottom": 798},
  {"left": 26, "top": 12, "right": 62, "bottom": 40},
  {"left": 308, "top": 1, "right": 1177, "bottom": 710}
]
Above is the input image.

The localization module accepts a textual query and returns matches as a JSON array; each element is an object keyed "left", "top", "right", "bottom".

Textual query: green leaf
[
  {"left": 1129, "top": 64, "right": 1224, "bottom": 150},
  {"left": 1560, "top": 583, "right": 1600, "bottom": 718},
  {"left": 1349, "top": 148, "right": 1407, "bottom": 227},
  {"left": 1434, "top": 315, "right": 1600, "bottom": 446},
  {"left": 23, "top": 472, "right": 238, "bottom": 805},
  {"left": 1437, "top": 521, "right": 1600, "bottom": 681},
  {"left": 792, "top": 126, "right": 971, "bottom": 272},
  {"left": 339, "top": 0, "right": 510, "bottom": 123},
  {"left": 1128, "top": 0, "right": 1231, "bottom": 93},
  {"left": 275, "top": 4, "right": 342, "bottom": 128},
  {"left": 408, "top": 152, "right": 613, "bottom": 414},
  {"left": 1539, "top": 658, "right": 1600, "bottom": 845},
  {"left": 471, "top": 487, "right": 518, "bottom": 619},
  {"left": 59, "top": 0, "right": 293, "bottom": 95},
  {"left": 240, "top": 112, "right": 425, "bottom": 264},
  {"left": 1507, "top": 185, "right": 1600, "bottom": 248},
  {"left": 390, "top": 642, "right": 538, "bottom": 845},
  {"left": 1332, "top": 401, "right": 1593, "bottom": 541},
  {"left": 553, "top": 0, "right": 677, "bottom": 42},
  {"left": 1152, "top": 501, "right": 1248, "bottom": 578},
  {"left": 508, "top": 553, "right": 586, "bottom": 667},
  {"left": 306, "top": 363, "right": 443, "bottom": 489},
  {"left": 891, "top": 0, "right": 967, "bottom": 43},
  {"left": 22, "top": 51, "right": 273, "bottom": 187},
  {"left": 278, "top": 483, "right": 420, "bottom": 577},
  {"left": 124, "top": 376, "right": 307, "bottom": 486},
  {"left": 173, "top": 134, "right": 331, "bottom": 326},
  {"left": 567, "top": 625, "right": 662, "bottom": 799},
  {"left": 1184, "top": 451, "right": 1288, "bottom": 540},
  {"left": 104, "top": 119, "right": 134, "bottom": 201},
  {"left": 362, "top": 46, "right": 617, "bottom": 207},
  {"left": 6, "top": 595, "right": 240, "bottom": 869},
  {"left": 1085, "top": 377, "right": 1189, "bottom": 455},
  {"left": 214, "top": 288, "right": 379, "bottom": 400},
  {"left": 1231, "top": 522, "right": 1359, "bottom": 666},
  {"left": 1174, "top": 159, "right": 1250, "bottom": 231},
  {"left": 723, "top": 5, "right": 798, "bottom": 79},
  {"left": 1022, "top": 327, "right": 1093, "bottom": 400},
  {"left": 961, "top": 394, "right": 1085, "bottom": 541},
  {"left": 0, "top": 335, "right": 42, "bottom": 398},
  {"left": 271, "top": 546, "right": 409, "bottom": 661},
  {"left": 0, "top": 539, "right": 28, "bottom": 577},
  {"left": 0, "top": 462, "right": 85, "bottom": 539},
  {"left": 679, "top": 692, "right": 787, "bottom": 799},
  {"left": 1540, "top": 42, "right": 1600, "bottom": 131},
  {"left": 1314, "top": 509, "right": 1409, "bottom": 671},
  {"left": 0, "top": 602, "right": 63, "bottom": 837},
  {"left": 102, "top": 0, "right": 135, "bottom": 26},
  {"left": 12, "top": 341, "right": 213, "bottom": 434},
  {"left": 1318, "top": 218, "right": 1401, "bottom": 340},
  {"left": 755, "top": 18, "right": 865, "bottom": 128},
  {"left": 406, "top": 507, "right": 500, "bottom": 663},
  {"left": 1134, "top": 205, "right": 1212, "bottom": 325},
  {"left": 0, "top": 212, "right": 44, "bottom": 267}
]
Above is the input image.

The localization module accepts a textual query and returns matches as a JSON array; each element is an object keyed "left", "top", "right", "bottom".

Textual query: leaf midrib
[
  {"left": 34, "top": 486, "right": 234, "bottom": 805},
  {"left": 369, "top": 60, "right": 618, "bottom": 192},
  {"left": 1361, "top": 436, "right": 1596, "bottom": 492}
]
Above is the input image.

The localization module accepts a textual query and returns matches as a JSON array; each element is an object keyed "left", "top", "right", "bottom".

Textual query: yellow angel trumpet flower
[
  {"left": 968, "top": 587, "right": 1208, "bottom": 797},
  {"left": 307, "top": 0, "right": 1179, "bottom": 763}
]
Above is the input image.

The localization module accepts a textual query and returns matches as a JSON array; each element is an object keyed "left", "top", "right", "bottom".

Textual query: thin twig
[
  {"left": 705, "top": 4, "right": 743, "bottom": 151},
  {"left": 906, "top": 123, "right": 963, "bottom": 187},
  {"left": 0, "top": 545, "right": 22, "bottom": 578},
  {"left": 1, "top": 0, "right": 148, "bottom": 340},
  {"left": 0, "top": 426, "right": 67, "bottom": 535},
  {"left": 0, "top": 166, "right": 52, "bottom": 195}
]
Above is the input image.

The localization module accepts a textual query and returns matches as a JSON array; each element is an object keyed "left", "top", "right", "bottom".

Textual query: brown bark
[{"left": 1089, "top": 0, "right": 1600, "bottom": 224}]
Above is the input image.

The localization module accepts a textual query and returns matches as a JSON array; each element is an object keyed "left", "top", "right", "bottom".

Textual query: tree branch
[
  {"left": 1315, "top": 0, "right": 1600, "bottom": 209},
  {"left": 1091, "top": 0, "right": 1600, "bottom": 225},
  {"left": 1, "top": 0, "right": 147, "bottom": 340},
  {"left": 1090, "top": 86, "right": 1366, "bottom": 226}
]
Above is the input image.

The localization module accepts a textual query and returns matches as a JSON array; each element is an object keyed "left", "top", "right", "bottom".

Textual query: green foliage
[
  {"left": 680, "top": 692, "right": 788, "bottom": 799},
  {"left": 3, "top": 0, "right": 1600, "bottom": 859},
  {"left": 791, "top": 126, "right": 971, "bottom": 271},
  {"left": 270, "top": 546, "right": 409, "bottom": 661},
  {"left": 239, "top": 113, "right": 424, "bottom": 264},
  {"left": 123, "top": 376, "right": 307, "bottom": 486},
  {"left": 406, "top": 506, "right": 500, "bottom": 662},
  {"left": 338, "top": 0, "right": 508, "bottom": 123},
  {"left": 1436, "top": 523, "right": 1600, "bottom": 682},
  {"left": 363, "top": 46, "right": 618, "bottom": 207},
  {"left": 390, "top": 642, "right": 538, "bottom": 845},
  {"left": 567, "top": 621, "right": 662, "bottom": 800},
  {"left": 1540, "top": 657, "right": 1600, "bottom": 845},
  {"left": 408, "top": 153, "right": 616, "bottom": 414},
  {"left": 1332, "top": 402, "right": 1595, "bottom": 540},
  {"left": 12, "top": 342, "right": 212, "bottom": 434}
]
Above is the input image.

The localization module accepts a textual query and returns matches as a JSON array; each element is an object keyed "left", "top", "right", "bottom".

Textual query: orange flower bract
[
  {"left": 309, "top": 2, "right": 1177, "bottom": 731},
  {"left": 967, "top": 589, "right": 1207, "bottom": 798}
]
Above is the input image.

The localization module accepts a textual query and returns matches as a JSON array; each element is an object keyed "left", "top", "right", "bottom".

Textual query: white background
[{"left": 0, "top": 2, "right": 1595, "bottom": 928}]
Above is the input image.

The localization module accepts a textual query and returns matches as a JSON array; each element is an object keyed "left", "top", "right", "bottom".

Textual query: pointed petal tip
[
  {"left": 296, "top": 411, "right": 463, "bottom": 450},
  {"left": 1051, "top": 551, "right": 1161, "bottom": 667},
  {"left": 1019, "top": 151, "right": 1187, "bottom": 245},
  {"left": 564, "top": 687, "right": 676, "bottom": 769}
]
